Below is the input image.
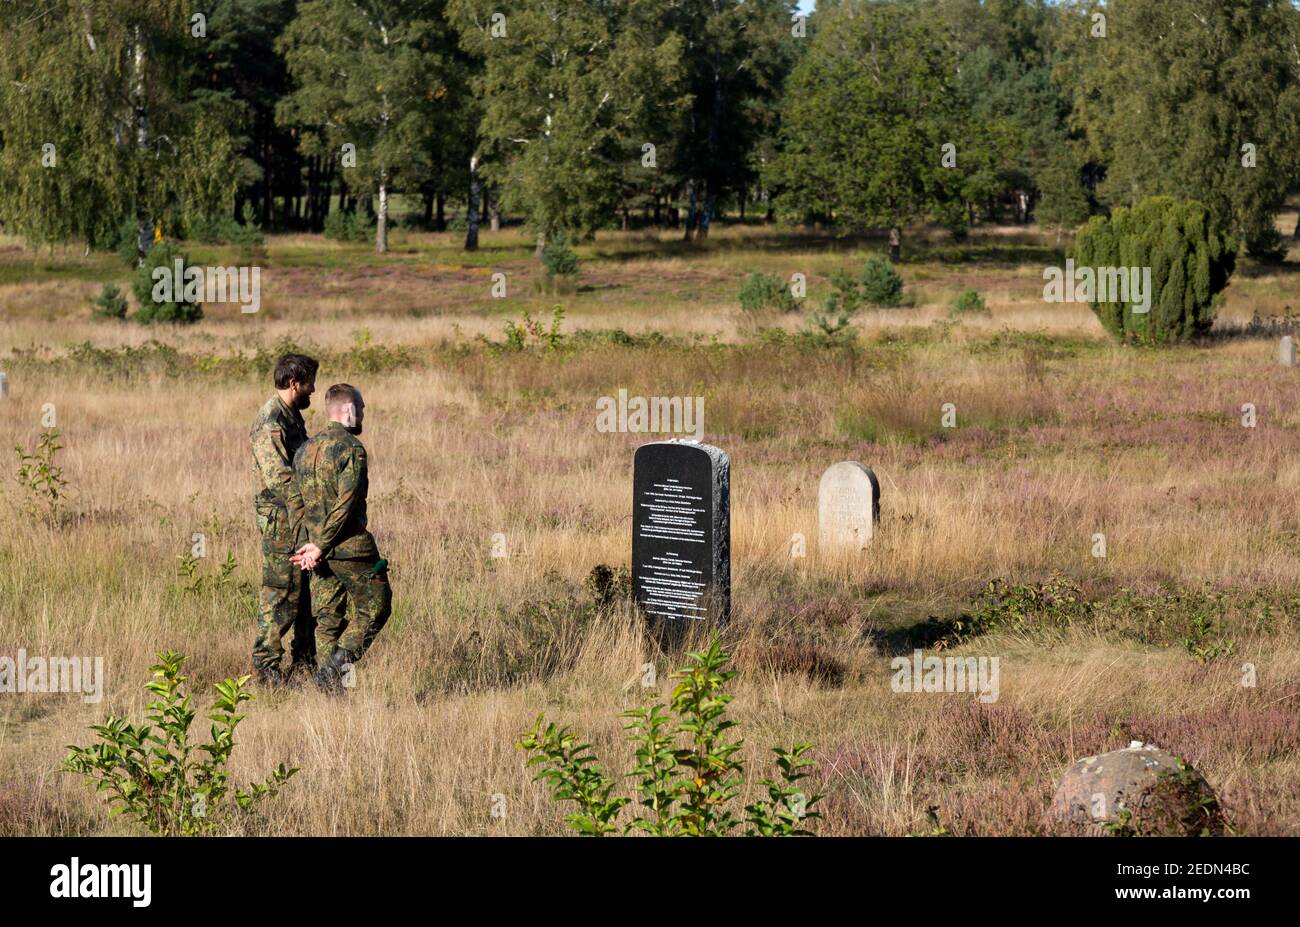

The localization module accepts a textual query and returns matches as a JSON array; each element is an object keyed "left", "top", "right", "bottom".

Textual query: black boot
[{"left": 313, "top": 647, "right": 355, "bottom": 695}]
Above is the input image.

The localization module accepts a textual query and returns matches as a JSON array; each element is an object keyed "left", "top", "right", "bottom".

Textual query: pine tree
[
  {"left": 1072, "top": 196, "right": 1236, "bottom": 344},
  {"left": 1065, "top": 0, "right": 1300, "bottom": 257}
]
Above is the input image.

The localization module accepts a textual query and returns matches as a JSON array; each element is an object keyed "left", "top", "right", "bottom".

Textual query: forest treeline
[{"left": 1, "top": 0, "right": 1298, "bottom": 261}]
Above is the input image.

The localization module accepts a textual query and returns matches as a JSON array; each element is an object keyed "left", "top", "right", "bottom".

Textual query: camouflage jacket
[
  {"left": 293, "top": 421, "right": 379, "bottom": 560},
  {"left": 250, "top": 395, "right": 308, "bottom": 540}
]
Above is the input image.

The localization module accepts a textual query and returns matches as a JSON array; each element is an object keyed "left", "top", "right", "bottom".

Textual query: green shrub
[
  {"left": 90, "top": 283, "right": 128, "bottom": 320},
  {"left": 819, "top": 256, "right": 906, "bottom": 316},
  {"left": 323, "top": 209, "right": 375, "bottom": 243},
  {"left": 186, "top": 204, "right": 264, "bottom": 248},
  {"left": 63, "top": 651, "right": 297, "bottom": 835},
  {"left": 541, "top": 232, "right": 580, "bottom": 278},
  {"left": 519, "top": 636, "right": 821, "bottom": 836},
  {"left": 1072, "top": 196, "right": 1236, "bottom": 344},
  {"left": 1245, "top": 224, "right": 1287, "bottom": 264},
  {"left": 950, "top": 289, "right": 988, "bottom": 317},
  {"left": 801, "top": 257, "right": 905, "bottom": 343},
  {"left": 858, "top": 254, "right": 905, "bottom": 306},
  {"left": 738, "top": 272, "right": 797, "bottom": 314},
  {"left": 116, "top": 217, "right": 143, "bottom": 266},
  {"left": 14, "top": 428, "right": 69, "bottom": 527},
  {"left": 131, "top": 241, "right": 203, "bottom": 324},
  {"left": 486, "top": 306, "right": 568, "bottom": 356}
]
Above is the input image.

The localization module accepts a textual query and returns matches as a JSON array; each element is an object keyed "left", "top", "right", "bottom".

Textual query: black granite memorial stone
[{"left": 631, "top": 440, "right": 731, "bottom": 624}]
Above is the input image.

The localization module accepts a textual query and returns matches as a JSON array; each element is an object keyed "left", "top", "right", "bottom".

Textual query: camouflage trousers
[
  {"left": 253, "top": 515, "right": 316, "bottom": 673},
  {"left": 311, "top": 557, "right": 391, "bottom": 667}
]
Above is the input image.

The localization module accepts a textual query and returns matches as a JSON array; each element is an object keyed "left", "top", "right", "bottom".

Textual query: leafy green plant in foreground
[
  {"left": 64, "top": 651, "right": 297, "bottom": 835},
  {"left": 519, "top": 636, "right": 821, "bottom": 836},
  {"left": 14, "top": 428, "right": 70, "bottom": 526}
]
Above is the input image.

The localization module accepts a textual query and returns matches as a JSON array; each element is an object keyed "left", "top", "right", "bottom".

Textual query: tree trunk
[
  {"left": 131, "top": 27, "right": 150, "bottom": 263},
  {"left": 376, "top": 178, "right": 389, "bottom": 253},
  {"left": 535, "top": 230, "right": 546, "bottom": 261},
  {"left": 435, "top": 192, "right": 446, "bottom": 232},
  {"left": 888, "top": 226, "right": 901, "bottom": 263},
  {"left": 700, "top": 190, "right": 713, "bottom": 240},
  {"left": 465, "top": 155, "right": 480, "bottom": 251},
  {"left": 683, "top": 178, "right": 698, "bottom": 241},
  {"left": 422, "top": 191, "right": 434, "bottom": 229},
  {"left": 488, "top": 188, "right": 500, "bottom": 232}
]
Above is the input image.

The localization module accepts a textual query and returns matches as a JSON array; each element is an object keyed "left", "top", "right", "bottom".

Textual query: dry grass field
[{"left": 1, "top": 222, "right": 1298, "bottom": 836}]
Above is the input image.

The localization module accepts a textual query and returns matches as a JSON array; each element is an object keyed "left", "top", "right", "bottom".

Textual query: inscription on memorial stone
[
  {"left": 818, "top": 461, "right": 880, "bottom": 552},
  {"left": 632, "top": 441, "right": 730, "bottom": 623}
]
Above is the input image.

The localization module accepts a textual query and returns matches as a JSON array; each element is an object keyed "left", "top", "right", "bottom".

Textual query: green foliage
[
  {"left": 185, "top": 204, "right": 264, "bottom": 248},
  {"left": 1100, "top": 808, "right": 1138, "bottom": 837},
  {"left": 539, "top": 232, "right": 581, "bottom": 293},
  {"left": 90, "top": 283, "right": 129, "bottom": 320},
  {"left": 1182, "top": 610, "right": 1237, "bottom": 665},
  {"left": 1072, "top": 196, "right": 1235, "bottom": 344},
  {"left": 448, "top": 0, "right": 684, "bottom": 244},
  {"left": 1034, "top": 146, "right": 1092, "bottom": 237},
  {"left": 347, "top": 328, "right": 417, "bottom": 374},
  {"left": 541, "top": 232, "right": 580, "bottom": 278},
  {"left": 1065, "top": 0, "right": 1300, "bottom": 250},
  {"left": 929, "top": 576, "right": 1092, "bottom": 647},
  {"left": 519, "top": 636, "right": 821, "bottom": 836},
  {"left": 801, "top": 254, "right": 904, "bottom": 343},
  {"left": 117, "top": 218, "right": 144, "bottom": 267},
  {"left": 277, "top": 0, "right": 466, "bottom": 252},
  {"left": 738, "top": 272, "right": 796, "bottom": 314},
  {"left": 770, "top": 1, "right": 961, "bottom": 256},
  {"left": 131, "top": 242, "right": 203, "bottom": 324},
  {"left": 488, "top": 306, "right": 567, "bottom": 356},
  {"left": 804, "top": 300, "right": 859, "bottom": 346},
  {"left": 322, "top": 209, "right": 375, "bottom": 243},
  {"left": 856, "top": 255, "right": 905, "bottom": 307},
  {"left": 950, "top": 289, "right": 988, "bottom": 317},
  {"left": 176, "top": 551, "right": 239, "bottom": 595},
  {"left": 519, "top": 720, "right": 629, "bottom": 835},
  {"left": 14, "top": 429, "right": 69, "bottom": 527},
  {"left": 1245, "top": 225, "right": 1287, "bottom": 264},
  {"left": 0, "top": 1, "right": 242, "bottom": 253},
  {"left": 63, "top": 651, "right": 297, "bottom": 835}
]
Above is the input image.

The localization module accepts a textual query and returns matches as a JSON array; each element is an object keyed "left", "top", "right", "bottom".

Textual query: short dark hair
[
  {"left": 325, "top": 383, "right": 361, "bottom": 409},
  {"left": 274, "top": 353, "right": 319, "bottom": 389}
]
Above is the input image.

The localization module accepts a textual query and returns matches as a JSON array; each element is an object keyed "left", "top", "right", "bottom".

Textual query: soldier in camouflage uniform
[
  {"left": 291, "top": 383, "right": 391, "bottom": 693},
  {"left": 250, "top": 353, "right": 319, "bottom": 685}
]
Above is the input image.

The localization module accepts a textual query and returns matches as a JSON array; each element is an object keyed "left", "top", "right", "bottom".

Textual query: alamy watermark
[
  {"left": 890, "top": 650, "right": 1000, "bottom": 703},
  {"left": 596, "top": 388, "right": 704, "bottom": 439},
  {"left": 151, "top": 260, "right": 261, "bottom": 314},
  {"left": 0, "top": 649, "right": 104, "bottom": 703},
  {"left": 1043, "top": 259, "right": 1152, "bottom": 314},
  {"left": 50, "top": 858, "right": 151, "bottom": 907}
]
